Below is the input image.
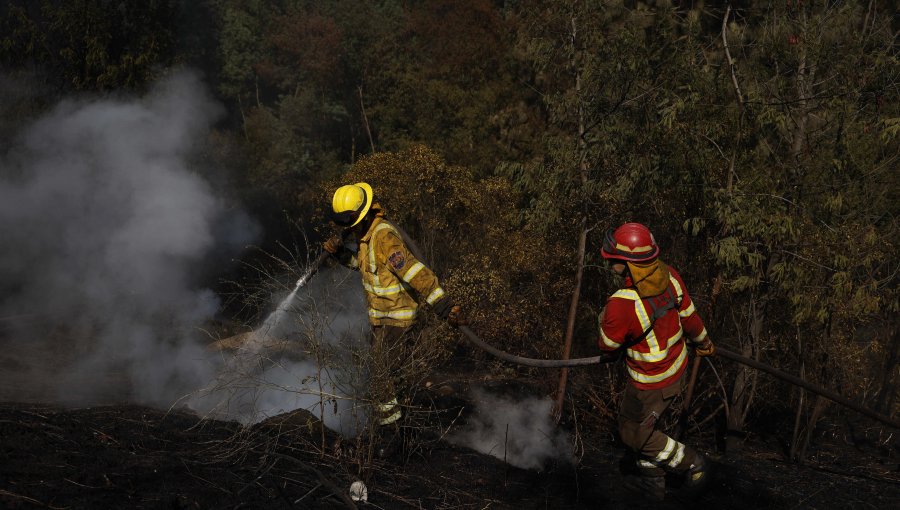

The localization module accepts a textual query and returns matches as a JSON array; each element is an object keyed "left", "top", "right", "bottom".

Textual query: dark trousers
[
  {"left": 617, "top": 372, "right": 697, "bottom": 475},
  {"left": 369, "top": 325, "right": 410, "bottom": 425}
]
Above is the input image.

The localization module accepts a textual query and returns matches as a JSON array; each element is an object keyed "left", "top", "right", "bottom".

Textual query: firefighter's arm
[
  {"left": 673, "top": 276, "right": 714, "bottom": 356},
  {"left": 598, "top": 298, "right": 632, "bottom": 352},
  {"left": 378, "top": 230, "right": 460, "bottom": 319}
]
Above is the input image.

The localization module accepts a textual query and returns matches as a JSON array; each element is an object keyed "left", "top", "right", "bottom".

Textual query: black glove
[{"left": 433, "top": 299, "right": 466, "bottom": 327}]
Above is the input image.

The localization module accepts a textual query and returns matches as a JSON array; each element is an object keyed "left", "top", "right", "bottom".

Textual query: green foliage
[
  {"left": 1, "top": 0, "right": 177, "bottom": 91},
  {"left": 325, "top": 146, "right": 570, "bottom": 358},
  {"left": 218, "top": 1, "right": 265, "bottom": 101}
]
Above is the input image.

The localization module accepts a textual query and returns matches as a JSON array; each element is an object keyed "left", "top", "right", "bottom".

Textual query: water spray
[{"left": 256, "top": 251, "right": 332, "bottom": 336}]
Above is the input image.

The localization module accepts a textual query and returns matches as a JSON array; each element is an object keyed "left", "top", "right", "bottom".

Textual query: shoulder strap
[{"left": 616, "top": 285, "right": 681, "bottom": 354}]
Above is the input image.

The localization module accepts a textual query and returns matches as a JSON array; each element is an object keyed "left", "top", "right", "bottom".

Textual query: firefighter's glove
[
  {"left": 446, "top": 305, "right": 467, "bottom": 328},
  {"left": 323, "top": 236, "right": 342, "bottom": 254},
  {"left": 694, "top": 338, "right": 716, "bottom": 357}
]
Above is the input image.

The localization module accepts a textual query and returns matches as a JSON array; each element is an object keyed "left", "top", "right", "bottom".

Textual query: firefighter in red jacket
[{"left": 598, "top": 222, "right": 715, "bottom": 501}]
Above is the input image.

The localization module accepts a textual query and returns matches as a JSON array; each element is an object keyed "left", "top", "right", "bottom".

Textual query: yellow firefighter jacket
[{"left": 344, "top": 207, "right": 446, "bottom": 328}]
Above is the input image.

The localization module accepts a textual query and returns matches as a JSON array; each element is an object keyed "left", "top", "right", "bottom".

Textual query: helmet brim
[
  {"left": 601, "top": 226, "right": 659, "bottom": 262},
  {"left": 601, "top": 246, "right": 659, "bottom": 262},
  {"left": 348, "top": 182, "right": 373, "bottom": 227}
]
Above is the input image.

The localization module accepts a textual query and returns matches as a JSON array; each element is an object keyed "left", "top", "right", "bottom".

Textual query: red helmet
[{"left": 601, "top": 223, "right": 660, "bottom": 262}]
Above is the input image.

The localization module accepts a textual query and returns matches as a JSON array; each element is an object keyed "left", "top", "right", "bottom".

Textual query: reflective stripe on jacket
[
  {"left": 351, "top": 215, "right": 445, "bottom": 327},
  {"left": 598, "top": 265, "right": 707, "bottom": 390}
]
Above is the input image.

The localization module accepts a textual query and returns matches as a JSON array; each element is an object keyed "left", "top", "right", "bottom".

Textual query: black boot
[
  {"left": 678, "top": 453, "right": 712, "bottom": 500},
  {"left": 376, "top": 422, "right": 401, "bottom": 459}
]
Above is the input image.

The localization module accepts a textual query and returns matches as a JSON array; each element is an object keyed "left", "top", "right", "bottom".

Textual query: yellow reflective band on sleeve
[
  {"left": 426, "top": 287, "right": 445, "bottom": 305},
  {"left": 377, "top": 398, "right": 398, "bottom": 412},
  {"left": 679, "top": 301, "right": 696, "bottom": 318},
  {"left": 401, "top": 261, "right": 425, "bottom": 283},
  {"left": 600, "top": 328, "right": 622, "bottom": 349},
  {"left": 638, "top": 459, "right": 658, "bottom": 469},
  {"left": 379, "top": 408, "right": 402, "bottom": 425},
  {"left": 363, "top": 282, "right": 404, "bottom": 296},
  {"left": 627, "top": 341, "right": 688, "bottom": 384},
  {"left": 694, "top": 328, "right": 708, "bottom": 343},
  {"left": 376, "top": 397, "right": 402, "bottom": 426},
  {"left": 368, "top": 308, "right": 416, "bottom": 320}
]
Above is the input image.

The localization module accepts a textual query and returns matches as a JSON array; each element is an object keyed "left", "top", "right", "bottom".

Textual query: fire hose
[
  {"left": 308, "top": 240, "right": 898, "bottom": 430},
  {"left": 457, "top": 325, "right": 899, "bottom": 430}
]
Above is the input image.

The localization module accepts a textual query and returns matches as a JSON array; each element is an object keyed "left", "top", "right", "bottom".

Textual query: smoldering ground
[{"left": 449, "top": 388, "right": 575, "bottom": 470}]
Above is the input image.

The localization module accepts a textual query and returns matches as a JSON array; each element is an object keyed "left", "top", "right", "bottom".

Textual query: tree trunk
[
  {"left": 789, "top": 334, "right": 806, "bottom": 460},
  {"left": 797, "top": 396, "right": 828, "bottom": 463},
  {"left": 551, "top": 14, "right": 590, "bottom": 423},
  {"left": 874, "top": 327, "right": 900, "bottom": 416},
  {"left": 726, "top": 294, "right": 763, "bottom": 452},
  {"left": 358, "top": 85, "right": 376, "bottom": 154},
  {"left": 552, "top": 218, "right": 587, "bottom": 422}
]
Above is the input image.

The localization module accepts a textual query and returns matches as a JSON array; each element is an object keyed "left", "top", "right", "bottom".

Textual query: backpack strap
[{"left": 616, "top": 285, "right": 681, "bottom": 354}]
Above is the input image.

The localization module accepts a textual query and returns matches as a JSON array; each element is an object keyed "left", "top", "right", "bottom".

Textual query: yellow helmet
[{"left": 331, "top": 182, "right": 373, "bottom": 227}]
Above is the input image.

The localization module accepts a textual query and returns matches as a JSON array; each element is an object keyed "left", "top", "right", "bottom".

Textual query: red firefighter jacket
[{"left": 598, "top": 262, "right": 708, "bottom": 390}]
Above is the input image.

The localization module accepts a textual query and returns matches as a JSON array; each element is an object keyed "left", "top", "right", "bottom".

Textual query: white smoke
[
  {"left": 0, "top": 69, "right": 374, "bottom": 436},
  {"left": 193, "top": 266, "right": 372, "bottom": 435},
  {"left": 0, "top": 70, "right": 258, "bottom": 406},
  {"left": 449, "top": 388, "right": 575, "bottom": 470}
]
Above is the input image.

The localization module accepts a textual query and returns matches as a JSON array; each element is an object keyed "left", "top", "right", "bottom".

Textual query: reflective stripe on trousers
[{"left": 377, "top": 397, "right": 402, "bottom": 426}]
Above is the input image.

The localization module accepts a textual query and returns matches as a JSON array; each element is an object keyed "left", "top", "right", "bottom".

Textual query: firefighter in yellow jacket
[{"left": 323, "top": 182, "right": 465, "bottom": 430}]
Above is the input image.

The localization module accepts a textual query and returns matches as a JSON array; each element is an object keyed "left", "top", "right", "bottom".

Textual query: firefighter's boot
[
  {"left": 624, "top": 459, "right": 667, "bottom": 501},
  {"left": 374, "top": 396, "right": 403, "bottom": 459},
  {"left": 678, "top": 453, "right": 712, "bottom": 500},
  {"left": 376, "top": 421, "right": 401, "bottom": 459}
]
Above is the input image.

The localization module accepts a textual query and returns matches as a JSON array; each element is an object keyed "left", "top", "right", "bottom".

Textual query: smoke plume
[
  {"left": 449, "top": 388, "right": 575, "bottom": 470},
  {"left": 0, "top": 70, "right": 257, "bottom": 407}
]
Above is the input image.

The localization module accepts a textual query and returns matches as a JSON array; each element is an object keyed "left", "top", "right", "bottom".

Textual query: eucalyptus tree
[{"left": 685, "top": 1, "right": 898, "bottom": 455}]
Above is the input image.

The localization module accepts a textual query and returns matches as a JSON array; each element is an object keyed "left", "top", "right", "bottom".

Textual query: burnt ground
[
  {"left": 1, "top": 322, "right": 898, "bottom": 509},
  {"left": 1, "top": 363, "right": 899, "bottom": 510}
]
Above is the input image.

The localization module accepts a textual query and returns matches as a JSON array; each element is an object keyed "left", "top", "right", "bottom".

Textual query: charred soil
[{"left": 1, "top": 367, "right": 899, "bottom": 510}]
